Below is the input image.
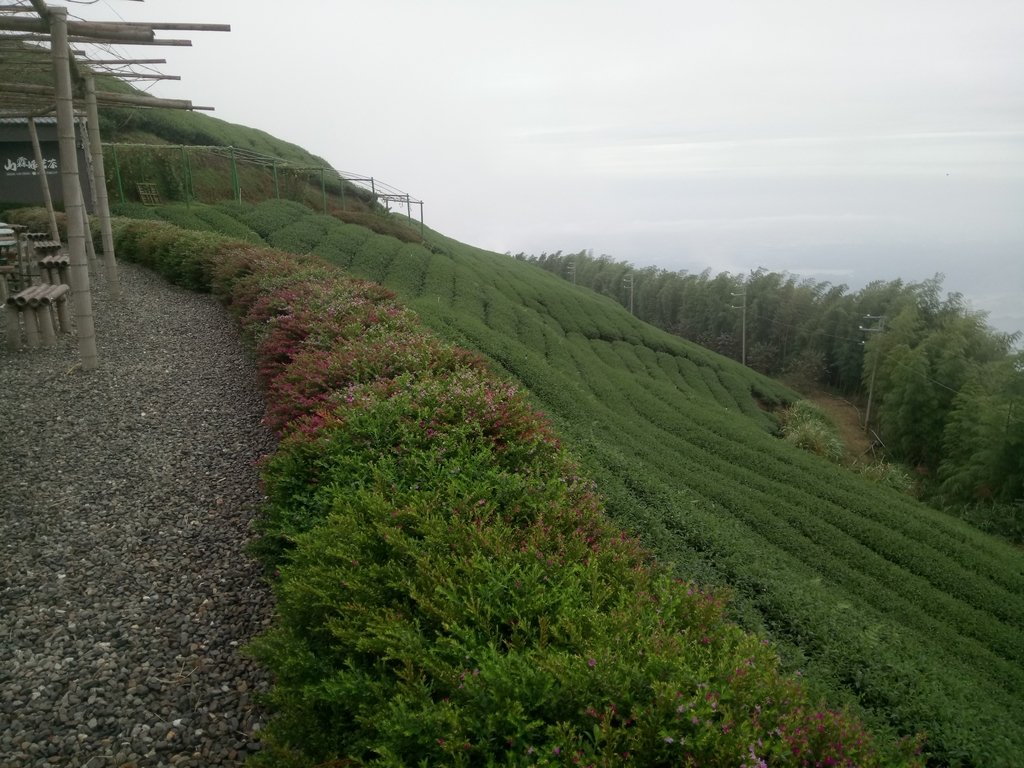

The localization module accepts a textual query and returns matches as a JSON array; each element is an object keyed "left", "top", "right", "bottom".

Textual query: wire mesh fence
[{"left": 101, "top": 142, "right": 423, "bottom": 231}]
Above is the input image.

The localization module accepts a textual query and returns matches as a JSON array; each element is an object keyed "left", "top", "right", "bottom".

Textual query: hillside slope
[{"left": 129, "top": 199, "right": 1024, "bottom": 766}]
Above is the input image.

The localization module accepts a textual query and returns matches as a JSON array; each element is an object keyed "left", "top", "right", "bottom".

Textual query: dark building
[{"left": 0, "top": 115, "right": 94, "bottom": 212}]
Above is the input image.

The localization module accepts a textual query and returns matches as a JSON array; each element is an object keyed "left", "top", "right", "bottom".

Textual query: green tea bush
[
  {"left": 110, "top": 202, "right": 163, "bottom": 221},
  {"left": 229, "top": 199, "right": 312, "bottom": 240},
  {"left": 2, "top": 206, "right": 68, "bottom": 236},
  {"left": 250, "top": 369, "right": 914, "bottom": 767},
  {"left": 110, "top": 217, "right": 921, "bottom": 768},
  {"left": 190, "top": 205, "right": 263, "bottom": 241}
]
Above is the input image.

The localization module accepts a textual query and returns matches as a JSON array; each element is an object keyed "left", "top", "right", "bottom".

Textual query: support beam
[
  {"left": 106, "top": 74, "right": 182, "bottom": 82},
  {"left": 0, "top": 16, "right": 156, "bottom": 43},
  {"left": 142, "top": 22, "right": 231, "bottom": 32},
  {"left": 50, "top": 7, "right": 97, "bottom": 370},
  {"left": 84, "top": 75, "right": 119, "bottom": 298},
  {"left": 26, "top": 117, "right": 61, "bottom": 243},
  {"left": 70, "top": 38, "right": 193, "bottom": 47},
  {"left": 83, "top": 58, "right": 167, "bottom": 65},
  {"left": 0, "top": 82, "right": 198, "bottom": 110}
]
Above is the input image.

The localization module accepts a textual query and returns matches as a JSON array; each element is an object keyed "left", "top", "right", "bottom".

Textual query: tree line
[{"left": 514, "top": 250, "right": 1023, "bottom": 529}]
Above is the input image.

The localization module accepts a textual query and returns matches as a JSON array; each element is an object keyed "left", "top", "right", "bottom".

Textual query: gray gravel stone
[{"left": 1, "top": 262, "right": 276, "bottom": 767}]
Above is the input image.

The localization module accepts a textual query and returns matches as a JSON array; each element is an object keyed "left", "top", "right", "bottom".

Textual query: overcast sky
[{"left": 74, "top": 1, "right": 1024, "bottom": 335}]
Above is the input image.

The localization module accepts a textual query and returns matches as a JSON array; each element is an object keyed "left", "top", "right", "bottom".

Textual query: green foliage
[
  {"left": 522, "top": 253, "right": 1022, "bottom": 522},
  {"left": 110, "top": 202, "right": 1024, "bottom": 766},
  {"left": 2, "top": 206, "right": 65, "bottom": 236},
  {"left": 219, "top": 199, "right": 312, "bottom": 241},
  {"left": 109, "top": 217, "right": 238, "bottom": 291},
  {"left": 781, "top": 401, "right": 844, "bottom": 462},
  {"left": 957, "top": 501, "right": 1024, "bottom": 546},
  {"left": 110, "top": 216, "right": 919, "bottom": 768},
  {"left": 938, "top": 355, "right": 1024, "bottom": 505},
  {"left": 852, "top": 461, "right": 915, "bottom": 495},
  {"left": 101, "top": 104, "right": 329, "bottom": 167}
]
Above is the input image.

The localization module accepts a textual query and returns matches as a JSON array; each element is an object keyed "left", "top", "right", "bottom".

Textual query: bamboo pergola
[{"left": 0, "top": 1, "right": 228, "bottom": 370}]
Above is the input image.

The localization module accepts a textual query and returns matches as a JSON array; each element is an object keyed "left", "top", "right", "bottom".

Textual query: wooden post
[
  {"left": 50, "top": 7, "right": 97, "bottom": 370},
  {"left": 84, "top": 75, "right": 118, "bottom": 296},
  {"left": 27, "top": 118, "right": 61, "bottom": 243}
]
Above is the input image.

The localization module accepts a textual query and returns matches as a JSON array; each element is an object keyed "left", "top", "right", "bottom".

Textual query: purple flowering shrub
[{"left": 110, "top": 218, "right": 921, "bottom": 767}]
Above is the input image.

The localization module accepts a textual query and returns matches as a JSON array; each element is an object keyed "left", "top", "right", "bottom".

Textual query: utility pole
[
  {"left": 624, "top": 272, "right": 634, "bottom": 315},
  {"left": 731, "top": 290, "right": 747, "bottom": 366},
  {"left": 859, "top": 314, "right": 886, "bottom": 432},
  {"left": 567, "top": 259, "right": 576, "bottom": 285}
]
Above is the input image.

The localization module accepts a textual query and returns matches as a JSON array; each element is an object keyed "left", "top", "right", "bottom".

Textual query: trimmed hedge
[{"left": 111, "top": 217, "right": 920, "bottom": 767}]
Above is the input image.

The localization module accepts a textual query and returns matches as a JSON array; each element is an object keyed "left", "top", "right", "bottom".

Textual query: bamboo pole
[
  {"left": 21, "top": 303, "right": 40, "bottom": 349},
  {"left": 0, "top": 82, "right": 198, "bottom": 111},
  {"left": 185, "top": 147, "right": 194, "bottom": 202},
  {"left": 112, "top": 144, "right": 125, "bottom": 204},
  {"left": 181, "top": 145, "right": 190, "bottom": 208},
  {"left": 84, "top": 75, "right": 119, "bottom": 297},
  {"left": 230, "top": 146, "right": 240, "bottom": 202},
  {"left": 79, "top": 119, "right": 97, "bottom": 212},
  {"left": 54, "top": 292, "right": 70, "bottom": 333},
  {"left": 36, "top": 303, "right": 56, "bottom": 347},
  {"left": 0, "top": 16, "right": 156, "bottom": 42},
  {"left": 79, "top": 202, "right": 98, "bottom": 272},
  {"left": 15, "top": 229, "right": 29, "bottom": 290},
  {"left": 4, "top": 304, "right": 20, "bottom": 350},
  {"left": 26, "top": 117, "right": 61, "bottom": 243},
  {"left": 50, "top": 7, "right": 97, "bottom": 370},
  {"left": 83, "top": 58, "right": 168, "bottom": 66}
]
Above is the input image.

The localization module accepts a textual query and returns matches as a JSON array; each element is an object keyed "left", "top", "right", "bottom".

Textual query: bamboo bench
[
  {"left": 38, "top": 252, "right": 70, "bottom": 285},
  {"left": 5, "top": 283, "right": 71, "bottom": 351}
]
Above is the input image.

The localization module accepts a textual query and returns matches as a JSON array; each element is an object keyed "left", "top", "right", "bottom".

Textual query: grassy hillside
[
  {"left": 128, "top": 200, "right": 1024, "bottom": 766},
  {"left": 108, "top": 216, "right": 925, "bottom": 767}
]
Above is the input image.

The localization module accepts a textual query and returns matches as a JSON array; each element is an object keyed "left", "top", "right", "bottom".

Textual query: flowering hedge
[{"left": 111, "top": 218, "right": 920, "bottom": 767}]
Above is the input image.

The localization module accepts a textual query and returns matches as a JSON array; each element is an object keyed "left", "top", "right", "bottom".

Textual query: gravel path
[{"left": 1, "top": 262, "right": 277, "bottom": 767}]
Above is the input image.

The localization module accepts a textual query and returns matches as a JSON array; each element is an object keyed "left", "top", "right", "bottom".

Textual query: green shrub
[
  {"left": 250, "top": 372, "right": 911, "bottom": 767},
  {"left": 108, "top": 216, "right": 922, "bottom": 768},
  {"left": 781, "top": 401, "right": 844, "bottom": 462},
  {"left": 854, "top": 461, "right": 915, "bottom": 494},
  {"left": 1, "top": 206, "right": 68, "bottom": 236}
]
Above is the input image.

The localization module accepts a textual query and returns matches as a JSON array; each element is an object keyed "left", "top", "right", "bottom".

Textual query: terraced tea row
[{"left": 130, "top": 200, "right": 1024, "bottom": 766}]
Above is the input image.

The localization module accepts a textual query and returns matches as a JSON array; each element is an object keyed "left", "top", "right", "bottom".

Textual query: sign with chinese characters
[{"left": 3, "top": 156, "right": 59, "bottom": 176}]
